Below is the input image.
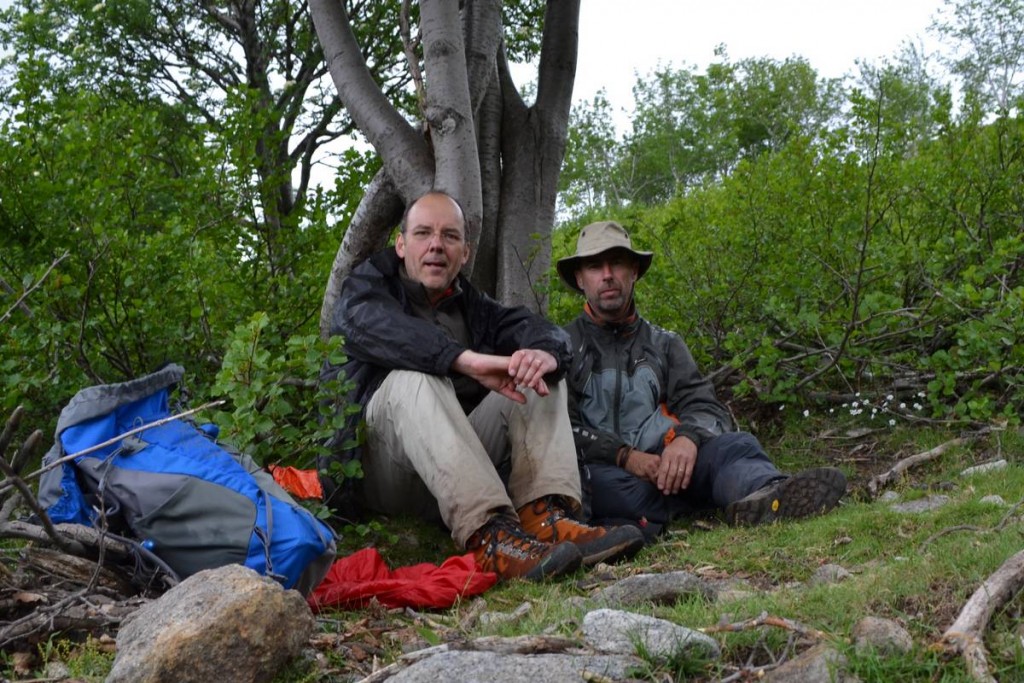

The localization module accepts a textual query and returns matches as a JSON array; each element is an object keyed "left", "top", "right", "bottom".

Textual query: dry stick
[
  {"left": 867, "top": 437, "right": 970, "bottom": 498},
  {"left": 0, "top": 454, "right": 79, "bottom": 555},
  {"left": 0, "top": 405, "right": 24, "bottom": 456},
  {"left": 5, "top": 400, "right": 226, "bottom": 491},
  {"left": 0, "top": 251, "right": 69, "bottom": 325},
  {"left": 701, "top": 610, "right": 831, "bottom": 642},
  {"left": 939, "top": 548, "right": 1024, "bottom": 683}
]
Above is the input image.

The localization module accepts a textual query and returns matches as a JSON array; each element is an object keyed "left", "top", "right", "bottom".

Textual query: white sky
[{"left": 568, "top": 0, "right": 945, "bottom": 123}]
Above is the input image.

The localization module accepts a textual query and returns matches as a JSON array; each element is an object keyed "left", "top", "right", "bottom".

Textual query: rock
[
  {"left": 980, "top": 494, "right": 1007, "bottom": 506},
  {"left": 810, "top": 564, "right": 852, "bottom": 585},
  {"left": 878, "top": 491, "right": 900, "bottom": 503},
  {"left": 582, "top": 608, "right": 721, "bottom": 661},
  {"left": 386, "top": 651, "right": 641, "bottom": 683},
  {"left": 960, "top": 459, "right": 1008, "bottom": 477},
  {"left": 593, "top": 570, "right": 715, "bottom": 607},
  {"left": 765, "top": 643, "right": 857, "bottom": 682},
  {"left": 890, "top": 495, "right": 950, "bottom": 514},
  {"left": 107, "top": 564, "right": 315, "bottom": 683},
  {"left": 851, "top": 616, "right": 913, "bottom": 655}
]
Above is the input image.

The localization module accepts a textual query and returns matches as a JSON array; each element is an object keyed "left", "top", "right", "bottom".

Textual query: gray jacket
[{"left": 565, "top": 309, "right": 734, "bottom": 465}]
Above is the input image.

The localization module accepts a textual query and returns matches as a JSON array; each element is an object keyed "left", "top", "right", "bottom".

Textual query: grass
[
  {"left": 313, "top": 421, "right": 1024, "bottom": 681},
  {"left": 13, "top": 421, "right": 1024, "bottom": 682}
]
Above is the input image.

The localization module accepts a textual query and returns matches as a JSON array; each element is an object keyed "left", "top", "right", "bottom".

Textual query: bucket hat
[{"left": 556, "top": 220, "right": 653, "bottom": 294}]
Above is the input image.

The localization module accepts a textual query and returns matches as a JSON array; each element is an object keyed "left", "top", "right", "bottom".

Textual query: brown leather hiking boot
[
  {"left": 467, "top": 515, "right": 582, "bottom": 582},
  {"left": 724, "top": 467, "right": 847, "bottom": 525},
  {"left": 518, "top": 496, "right": 645, "bottom": 566}
]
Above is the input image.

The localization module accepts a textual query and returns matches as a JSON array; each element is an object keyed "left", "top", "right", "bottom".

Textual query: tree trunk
[{"left": 310, "top": 0, "right": 580, "bottom": 329}]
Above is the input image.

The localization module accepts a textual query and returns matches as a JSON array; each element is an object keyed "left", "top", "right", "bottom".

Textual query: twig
[
  {"left": 6, "top": 400, "right": 225, "bottom": 490},
  {"left": 701, "top": 610, "right": 830, "bottom": 642},
  {"left": 0, "top": 252, "right": 69, "bottom": 325},
  {"left": 867, "top": 437, "right": 971, "bottom": 497}
]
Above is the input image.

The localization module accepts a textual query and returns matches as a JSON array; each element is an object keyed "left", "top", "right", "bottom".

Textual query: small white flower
[
  {"left": 886, "top": 394, "right": 894, "bottom": 401},
  {"left": 913, "top": 403, "right": 923, "bottom": 411},
  {"left": 779, "top": 404, "right": 785, "bottom": 410},
  {"left": 852, "top": 401, "right": 859, "bottom": 408},
  {"left": 829, "top": 408, "right": 834, "bottom": 414},
  {"left": 92, "top": 2, "right": 105, "bottom": 11},
  {"left": 900, "top": 402, "right": 907, "bottom": 409},
  {"left": 803, "top": 409, "right": 810, "bottom": 418},
  {"left": 917, "top": 391, "right": 926, "bottom": 398},
  {"left": 889, "top": 419, "right": 896, "bottom": 426}
]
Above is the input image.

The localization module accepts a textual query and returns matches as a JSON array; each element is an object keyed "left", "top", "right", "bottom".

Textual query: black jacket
[
  {"left": 320, "top": 248, "right": 572, "bottom": 498},
  {"left": 565, "top": 310, "right": 734, "bottom": 466}
]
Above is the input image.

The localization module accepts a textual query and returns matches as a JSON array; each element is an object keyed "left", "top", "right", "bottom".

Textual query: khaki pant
[{"left": 357, "top": 370, "right": 582, "bottom": 547}]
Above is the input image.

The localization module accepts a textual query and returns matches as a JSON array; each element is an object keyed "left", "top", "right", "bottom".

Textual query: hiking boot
[
  {"left": 467, "top": 515, "right": 582, "bottom": 582},
  {"left": 724, "top": 467, "right": 847, "bottom": 525},
  {"left": 518, "top": 496, "right": 645, "bottom": 566}
]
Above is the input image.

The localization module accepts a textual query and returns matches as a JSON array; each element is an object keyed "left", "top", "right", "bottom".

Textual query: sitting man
[
  {"left": 556, "top": 220, "right": 847, "bottom": 535},
  {"left": 320, "top": 192, "right": 643, "bottom": 581}
]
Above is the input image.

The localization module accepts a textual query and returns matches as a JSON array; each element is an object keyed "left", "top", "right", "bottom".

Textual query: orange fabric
[
  {"left": 660, "top": 403, "right": 680, "bottom": 447},
  {"left": 268, "top": 464, "right": 324, "bottom": 500},
  {"left": 307, "top": 547, "right": 497, "bottom": 611}
]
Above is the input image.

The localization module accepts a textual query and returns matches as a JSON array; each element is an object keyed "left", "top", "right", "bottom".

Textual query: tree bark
[
  {"left": 310, "top": 0, "right": 581, "bottom": 312},
  {"left": 494, "top": 0, "right": 579, "bottom": 310},
  {"left": 319, "top": 169, "right": 404, "bottom": 339}
]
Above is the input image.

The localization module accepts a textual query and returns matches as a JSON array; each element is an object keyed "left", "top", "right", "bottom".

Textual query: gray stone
[
  {"left": 890, "top": 495, "right": 950, "bottom": 513},
  {"left": 386, "top": 651, "right": 641, "bottom": 683},
  {"left": 810, "top": 564, "right": 853, "bottom": 585},
  {"left": 960, "top": 459, "right": 1008, "bottom": 477},
  {"left": 593, "top": 570, "right": 715, "bottom": 607},
  {"left": 878, "top": 491, "right": 901, "bottom": 503},
  {"left": 107, "top": 564, "right": 314, "bottom": 683},
  {"left": 582, "top": 608, "right": 721, "bottom": 661},
  {"left": 765, "top": 643, "right": 857, "bottom": 682},
  {"left": 980, "top": 494, "right": 1007, "bottom": 506},
  {"left": 851, "top": 616, "right": 913, "bottom": 655}
]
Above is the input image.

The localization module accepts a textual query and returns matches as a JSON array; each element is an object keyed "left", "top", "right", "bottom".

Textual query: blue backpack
[{"left": 36, "top": 364, "right": 336, "bottom": 596}]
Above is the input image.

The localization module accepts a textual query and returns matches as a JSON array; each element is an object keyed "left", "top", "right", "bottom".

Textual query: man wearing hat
[{"left": 557, "top": 220, "right": 847, "bottom": 535}]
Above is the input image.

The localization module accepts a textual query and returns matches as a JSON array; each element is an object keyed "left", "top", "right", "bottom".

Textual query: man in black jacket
[
  {"left": 321, "top": 192, "right": 642, "bottom": 581},
  {"left": 557, "top": 220, "right": 847, "bottom": 536}
]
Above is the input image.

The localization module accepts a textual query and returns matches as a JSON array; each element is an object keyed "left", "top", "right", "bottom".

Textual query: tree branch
[
  {"left": 319, "top": 169, "right": 404, "bottom": 339},
  {"left": 940, "top": 548, "right": 1024, "bottom": 683},
  {"left": 867, "top": 437, "right": 971, "bottom": 497}
]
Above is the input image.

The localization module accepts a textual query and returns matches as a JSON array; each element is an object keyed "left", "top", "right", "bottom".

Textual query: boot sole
[
  {"left": 726, "top": 467, "right": 847, "bottom": 525},
  {"left": 580, "top": 526, "right": 646, "bottom": 566},
  {"left": 522, "top": 541, "right": 583, "bottom": 581}
]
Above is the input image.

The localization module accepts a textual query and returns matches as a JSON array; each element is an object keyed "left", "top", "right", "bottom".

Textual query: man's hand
[
  {"left": 452, "top": 349, "right": 556, "bottom": 403},
  {"left": 656, "top": 435, "right": 698, "bottom": 494},
  {"left": 507, "top": 349, "right": 556, "bottom": 396},
  {"left": 622, "top": 435, "right": 699, "bottom": 495}
]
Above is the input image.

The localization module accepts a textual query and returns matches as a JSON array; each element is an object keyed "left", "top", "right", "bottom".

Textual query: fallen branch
[
  {"left": 700, "top": 610, "right": 830, "bottom": 642},
  {"left": 939, "top": 548, "right": 1024, "bottom": 683},
  {"left": 867, "top": 437, "right": 970, "bottom": 498}
]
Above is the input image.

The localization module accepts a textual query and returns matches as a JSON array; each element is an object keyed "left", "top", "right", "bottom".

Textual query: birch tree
[{"left": 310, "top": 0, "right": 580, "bottom": 334}]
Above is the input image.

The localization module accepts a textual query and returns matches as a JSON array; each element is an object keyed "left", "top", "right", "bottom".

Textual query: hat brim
[{"left": 556, "top": 249, "right": 653, "bottom": 294}]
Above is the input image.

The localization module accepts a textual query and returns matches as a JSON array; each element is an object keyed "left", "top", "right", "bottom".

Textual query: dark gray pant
[{"left": 585, "top": 431, "right": 781, "bottom": 526}]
